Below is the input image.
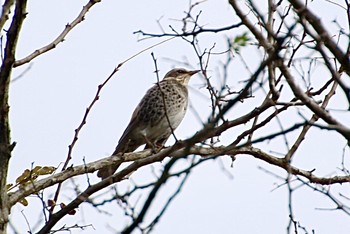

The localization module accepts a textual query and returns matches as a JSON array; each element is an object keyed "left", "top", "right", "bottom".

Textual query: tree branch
[
  {"left": 121, "top": 158, "right": 178, "bottom": 234},
  {"left": 288, "top": 0, "right": 350, "bottom": 76},
  {"left": 0, "top": 0, "right": 15, "bottom": 32},
  {"left": 0, "top": 0, "right": 27, "bottom": 230},
  {"left": 13, "top": 0, "right": 101, "bottom": 67}
]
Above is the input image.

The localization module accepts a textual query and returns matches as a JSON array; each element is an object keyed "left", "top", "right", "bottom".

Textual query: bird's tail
[
  {"left": 96, "top": 141, "right": 135, "bottom": 180},
  {"left": 97, "top": 162, "right": 121, "bottom": 180}
]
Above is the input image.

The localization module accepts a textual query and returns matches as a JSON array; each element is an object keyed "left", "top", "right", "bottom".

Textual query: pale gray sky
[{"left": 6, "top": 0, "right": 350, "bottom": 233}]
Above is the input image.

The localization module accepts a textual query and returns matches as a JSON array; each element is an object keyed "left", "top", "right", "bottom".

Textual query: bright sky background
[{"left": 5, "top": 0, "right": 350, "bottom": 233}]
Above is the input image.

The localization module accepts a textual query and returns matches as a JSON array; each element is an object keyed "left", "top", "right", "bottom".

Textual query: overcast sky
[{"left": 5, "top": 0, "right": 350, "bottom": 233}]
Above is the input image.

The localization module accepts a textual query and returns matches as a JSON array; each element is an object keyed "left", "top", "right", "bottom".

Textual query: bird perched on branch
[{"left": 97, "top": 68, "right": 200, "bottom": 179}]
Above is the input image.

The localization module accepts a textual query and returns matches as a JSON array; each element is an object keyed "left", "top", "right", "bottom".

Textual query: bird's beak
[{"left": 188, "top": 70, "right": 200, "bottom": 76}]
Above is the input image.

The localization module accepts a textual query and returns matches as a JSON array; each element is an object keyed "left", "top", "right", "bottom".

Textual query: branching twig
[
  {"left": 151, "top": 52, "right": 178, "bottom": 142},
  {"left": 49, "top": 62, "right": 123, "bottom": 216},
  {"left": 133, "top": 23, "right": 243, "bottom": 40},
  {"left": 0, "top": 0, "right": 15, "bottom": 32},
  {"left": 13, "top": 0, "right": 102, "bottom": 67}
]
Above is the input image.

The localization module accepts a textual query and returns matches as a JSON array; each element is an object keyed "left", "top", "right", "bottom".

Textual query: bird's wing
[
  {"left": 113, "top": 103, "right": 142, "bottom": 154},
  {"left": 114, "top": 84, "right": 159, "bottom": 154}
]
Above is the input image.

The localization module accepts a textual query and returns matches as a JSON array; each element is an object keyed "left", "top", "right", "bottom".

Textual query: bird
[{"left": 97, "top": 68, "right": 200, "bottom": 179}]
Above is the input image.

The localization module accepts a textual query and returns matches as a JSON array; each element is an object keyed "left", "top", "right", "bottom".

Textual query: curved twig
[{"left": 13, "top": 0, "right": 101, "bottom": 67}]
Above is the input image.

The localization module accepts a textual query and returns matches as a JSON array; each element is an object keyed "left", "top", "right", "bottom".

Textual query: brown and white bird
[{"left": 97, "top": 68, "right": 199, "bottom": 179}]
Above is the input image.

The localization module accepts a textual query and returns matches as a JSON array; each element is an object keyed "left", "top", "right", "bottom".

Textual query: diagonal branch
[
  {"left": 121, "top": 157, "right": 178, "bottom": 234},
  {"left": 0, "top": 0, "right": 15, "bottom": 32},
  {"left": 48, "top": 62, "right": 122, "bottom": 216},
  {"left": 13, "top": 0, "right": 101, "bottom": 67},
  {"left": 277, "top": 59, "right": 350, "bottom": 143},
  {"left": 33, "top": 144, "right": 350, "bottom": 232},
  {"left": 229, "top": 0, "right": 350, "bottom": 144},
  {"left": 9, "top": 143, "right": 350, "bottom": 211},
  {"left": 288, "top": 0, "right": 350, "bottom": 76},
  {"left": 151, "top": 53, "right": 178, "bottom": 142}
]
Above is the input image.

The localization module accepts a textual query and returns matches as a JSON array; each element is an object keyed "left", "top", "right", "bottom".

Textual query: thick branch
[
  {"left": 36, "top": 144, "right": 350, "bottom": 232},
  {"left": 9, "top": 143, "right": 350, "bottom": 211},
  {"left": 236, "top": 147, "right": 350, "bottom": 185},
  {"left": 288, "top": 0, "right": 350, "bottom": 76},
  {"left": 0, "top": 0, "right": 27, "bottom": 231},
  {"left": 277, "top": 59, "right": 350, "bottom": 143},
  {"left": 229, "top": 0, "right": 350, "bottom": 143}
]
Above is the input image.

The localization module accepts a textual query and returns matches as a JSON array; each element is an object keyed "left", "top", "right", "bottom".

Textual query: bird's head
[{"left": 163, "top": 68, "right": 200, "bottom": 85}]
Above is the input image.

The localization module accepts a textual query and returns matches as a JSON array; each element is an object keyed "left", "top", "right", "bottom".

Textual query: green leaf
[{"left": 230, "top": 32, "right": 251, "bottom": 53}]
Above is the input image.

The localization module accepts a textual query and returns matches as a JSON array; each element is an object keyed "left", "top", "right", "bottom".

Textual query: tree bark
[{"left": 0, "top": 0, "right": 27, "bottom": 232}]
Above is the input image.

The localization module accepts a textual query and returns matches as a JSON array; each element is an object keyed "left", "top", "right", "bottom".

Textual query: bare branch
[
  {"left": 0, "top": 0, "right": 15, "bottom": 32},
  {"left": 288, "top": 0, "right": 350, "bottom": 75},
  {"left": 134, "top": 22, "right": 243, "bottom": 40},
  {"left": 48, "top": 62, "right": 122, "bottom": 216},
  {"left": 0, "top": 0, "right": 27, "bottom": 230},
  {"left": 13, "top": 0, "right": 101, "bottom": 67}
]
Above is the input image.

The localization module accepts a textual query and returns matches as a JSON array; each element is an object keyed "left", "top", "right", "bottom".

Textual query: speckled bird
[{"left": 97, "top": 68, "right": 199, "bottom": 179}]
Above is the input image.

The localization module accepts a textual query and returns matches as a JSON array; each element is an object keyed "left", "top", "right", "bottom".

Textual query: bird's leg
[
  {"left": 142, "top": 135, "right": 158, "bottom": 153},
  {"left": 154, "top": 138, "right": 168, "bottom": 149},
  {"left": 144, "top": 137, "right": 168, "bottom": 153}
]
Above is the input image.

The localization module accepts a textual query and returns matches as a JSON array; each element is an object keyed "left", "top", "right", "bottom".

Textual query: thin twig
[
  {"left": 14, "top": 0, "right": 102, "bottom": 67},
  {"left": 151, "top": 52, "right": 178, "bottom": 142},
  {"left": 48, "top": 62, "right": 122, "bottom": 216}
]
